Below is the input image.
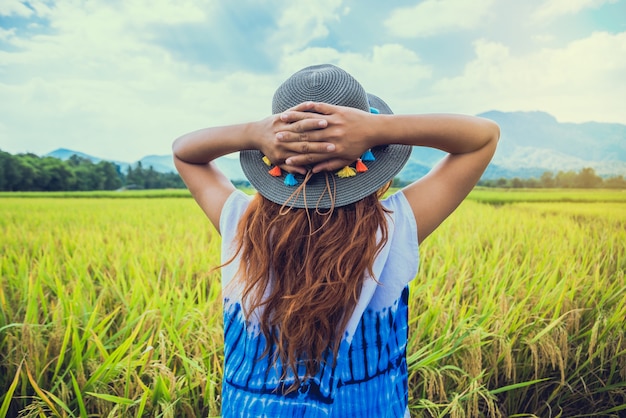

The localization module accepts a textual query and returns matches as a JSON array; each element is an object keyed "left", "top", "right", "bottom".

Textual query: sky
[{"left": 0, "top": 0, "right": 625, "bottom": 162}]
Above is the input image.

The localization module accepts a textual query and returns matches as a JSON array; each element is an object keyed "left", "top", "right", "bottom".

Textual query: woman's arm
[
  {"left": 172, "top": 109, "right": 333, "bottom": 232},
  {"left": 277, "top": 103, "right": 500, "bottom": 243},
  {"left": 395, "top": 114, "right": 499, "bottom": 242}
]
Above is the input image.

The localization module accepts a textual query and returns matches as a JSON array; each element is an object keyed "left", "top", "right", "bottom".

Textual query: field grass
[
  {"left": 0, "top": 189, "right": 194, "bottom": 199},
  {"left": 2, "top": 187, "right": 626, "bottom": 203},
  {"left": 468, "top": 187, "right": 626, "bottom": 204},
  {"left": 0, "top": 189, "right": 625, "bottom": 417}
]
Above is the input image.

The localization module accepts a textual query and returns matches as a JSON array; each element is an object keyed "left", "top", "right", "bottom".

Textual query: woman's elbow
[
  {"left": 171, "top": 136, "right": 183, "bottom": 157},
  {"left": 482, "top": 119, "right": 500, "bottom": 147},
  {"left": 489, "top": 119, "right": 501, "bottom": 141}
]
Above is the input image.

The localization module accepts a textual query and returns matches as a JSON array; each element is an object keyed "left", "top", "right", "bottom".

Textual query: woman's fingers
[
  {"left": 286, "top": 101, "right": 316, "bottom": 112},
  {"left": 275, "top": 129, "right": 330, "bottom": 144},
  {"left": 285, "top": 152, "right": 340, "bottom": 167},
  {"left": 279, "top": 163, "right": 307, "bottom": 176},
  {"left": 286, "top": 101, "right": 335, "bottom": 115},
  {"left": 310, "top": 158, "right": 353, "bottom": 173},
  {"left": 279, "top": 112, "right": 328, "bottom": 129},
  {"left": 281, "top": 140, "right": 335, "bottom": 158},
  {"left": 267, "top": 102, "right": 359, "bottom": 170},
  {"left": 267, "top": 102, "right": 372, "bottom": 173},
  {"left": 277, "top": 119, "right": 328, "bottom": 138}
]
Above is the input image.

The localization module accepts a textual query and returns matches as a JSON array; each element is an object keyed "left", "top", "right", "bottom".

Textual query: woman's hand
[
  {"left": 275, "top": 102, "right": 378, "bottom": 173},
  {"left": 254, "top": 102, "right": 336, "bottom": 175}
]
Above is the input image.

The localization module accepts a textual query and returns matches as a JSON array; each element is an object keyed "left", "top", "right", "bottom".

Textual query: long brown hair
[{"left": 224, "top": 182, "right": 391, "bottom": 391}]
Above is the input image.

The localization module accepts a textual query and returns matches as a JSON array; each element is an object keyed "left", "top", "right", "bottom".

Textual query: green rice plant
[
  {"left": 410, "top": 200, "right": 626, "bottom": 416},
  {"left": 0, "top": 198, "right": 224, "bottom": 417},
  {"left": 0, "top": 188, "right": 258, "bottom": 200},
  {"left": 4, "top": 186, "right": 624, "bottom": 203},
  {"left": 468, "top": 187, "right": 626, "bottom": 204},
  {"left": 0, "top": 189, "right": 193, "bottom": 199},
  {"left": 0, "top": 194, "right": 624, "bottom": 417}
]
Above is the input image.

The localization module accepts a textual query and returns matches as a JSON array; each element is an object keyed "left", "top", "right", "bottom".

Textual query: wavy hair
[{"left": 224, "top": 182, "right": 391, "bottom": 392}]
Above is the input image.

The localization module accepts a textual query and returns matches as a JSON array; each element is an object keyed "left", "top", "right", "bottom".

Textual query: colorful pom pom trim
[
  {"left": 262, "top": 155, "right": 301, "bottom": 186},
  {"left": 268, "top": 165, "right": 282, "bottom": 177},
  {"left": 355, "top": 159, "right": 368, "bottom": 173},
  {"left": 284, "top": 173, "right": 298, "bottom": 186},
  {"left": 361, "top": 149, "right": 375, "bottom": 162},
  {"left": 336, "top": 166, "right": 357, "bottom": 178}
]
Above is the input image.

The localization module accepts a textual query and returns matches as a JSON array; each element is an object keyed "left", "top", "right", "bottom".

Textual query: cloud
[
  {"left": 385, "top": 0, "right": 496, "bottom": 38},
  {"left": 0, "top": 0, "right": 36, "bottom": 17},
  {"left": 533, "top": 0, "right": 618, "bottom": 21},
  {"left": 0, "top": 0, "right": 264, "bottom": 160},
  {"left": 269, "top": 0, "right": 345, "bottom": 54},
  {"left": 0, "top": 27, "right": 16, "bottom": 40},
  {"left": 278, "top": 43, "right": 433, "bottom": 110},
  {"left": 431, "top": 31, "right": 626, "bottom": 123},
  {"left": 0, "top": 64, "right": 278, "bottom": 160}
]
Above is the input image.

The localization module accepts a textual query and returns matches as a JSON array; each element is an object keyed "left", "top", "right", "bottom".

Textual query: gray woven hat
[{"left": 240, "top": 64, "right": 411, "bottom": 209}]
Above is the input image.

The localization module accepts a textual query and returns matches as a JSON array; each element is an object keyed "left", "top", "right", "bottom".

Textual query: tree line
[
  {"left": 0, "top": 150, "right": 186, "bottom": 191},
  {"left": 479, "top": 167, "right": 626, "bottom": 189},
  {"left": 2, "top": 150, "right": 625, "bottom": 191}
]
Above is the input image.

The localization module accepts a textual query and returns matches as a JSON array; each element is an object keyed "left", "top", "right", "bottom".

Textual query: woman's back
[{"left": 219, "top": 190, "right": 418, "bottom": 417}]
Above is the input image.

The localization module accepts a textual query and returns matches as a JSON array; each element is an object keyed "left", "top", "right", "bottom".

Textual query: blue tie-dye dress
[{"left": 219, "top": 190, "right": 419, "bottom": 417}]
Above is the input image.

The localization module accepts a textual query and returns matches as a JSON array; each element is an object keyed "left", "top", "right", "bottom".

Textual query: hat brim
[{"left": 240, "top": 93, "right": 411, "bottom": 209}]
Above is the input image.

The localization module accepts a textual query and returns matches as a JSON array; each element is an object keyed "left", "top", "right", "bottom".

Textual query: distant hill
[
  {"left": 47, "top": 148, "right": 98, "bottom": 161},
  {"left": 475, "top": 111, "right": 626, "bottom": 179},
  {"left": 46, "top": 149, "right": 247, "bottom": 181},
  {"left": 47, "top": 148, "right": 132, "bottom": 173},
  {"left": 45, "top": 111, "right": 626, "bottom": 181}
]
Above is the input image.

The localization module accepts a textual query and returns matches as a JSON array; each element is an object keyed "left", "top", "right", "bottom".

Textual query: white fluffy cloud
[
  {"left": 533, "top": 0, "right": 618, "bottom": 20},
  {"left": 0, "top": 0, "right": 266, "bottom": 160},
  {"left": 280, "top": 44, "right": 432, "bottom": 99},
  {"left": 385, "top": 0, "right": 496, "bottom": 37},
  {"left": 269, "top": 0, "right": 345, "bottom": 54},
  {"left": 431, "top": 31, "right": 626, "bottom": 123},
  {"left": 0, "top": 0, "right": 37, "bottom": 17}
]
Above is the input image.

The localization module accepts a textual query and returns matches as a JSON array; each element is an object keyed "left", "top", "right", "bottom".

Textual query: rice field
[{"left": 0, "top": 190, "right": 625, "bottom": 417}]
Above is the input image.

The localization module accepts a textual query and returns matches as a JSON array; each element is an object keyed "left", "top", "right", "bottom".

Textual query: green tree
[
  {"left": 13, "top": 155, "right": 39, "bottom": 190},
  {"left": 604, "top": 175, "right": 626, "bottom": 189},
  {"left": 540, "top": 171, "right": 555, "bottom": 187},
  {"left": 144, "top": 166, "right": 160, "bottom": 189},
  {"left": 0, "top": 150, "right": 20, "bottom": 191},
  {"left": 97, "top": 161, "right": 123, "bottom": 190},
  {"left": 126, "top": 162, "right": 145, "bottom": 188},
  {"left": 40, "top": 157, "right": 75, "bottom": 191},
  {"left": 555, "top": 170, "right": 576, "bottom": 188},
  {"left": 511, "top": 177, "right": 523, "bottom": 188},
  {"left": 575, "top": 167, "right": 602, "bottom": 188}
]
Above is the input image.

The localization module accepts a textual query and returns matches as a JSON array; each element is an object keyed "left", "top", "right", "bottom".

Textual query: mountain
[
  {"left": 47, "top": 148, "right": 104, "bottom": 163},
  {"left": 474, "top": 111, "right": 626, "bottom": 179},
  {"left": 45, "top": 111, "right": 626, "bottom": 181},
  {"left": 46, "top": 149, "right": 247, "bottom": 181},
  {"left": 132, "top": 154, "right": 246, "bottom": 180},
  {"left": 137, "top": 155, "right": 174, "bottom": 174},
  {"left": 47, "top": 148, "right": 132, "bottom": 173}
]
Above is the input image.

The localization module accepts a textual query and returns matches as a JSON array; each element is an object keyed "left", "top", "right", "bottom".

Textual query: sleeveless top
[{"left": 219, "top": 190, "right": 419, "bottom": 417}]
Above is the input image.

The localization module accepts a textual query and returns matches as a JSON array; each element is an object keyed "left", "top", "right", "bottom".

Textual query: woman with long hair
[{"left": 173, "top": 64, "right": 499, "bottom": 417}]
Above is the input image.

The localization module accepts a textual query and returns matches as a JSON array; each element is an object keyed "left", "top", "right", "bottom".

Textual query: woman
[{"left": 173, "top": 64, "right": 499, "bottom": 417}]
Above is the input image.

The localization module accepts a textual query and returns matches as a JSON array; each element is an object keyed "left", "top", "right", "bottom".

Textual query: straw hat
[{"left": 240, "top": 64, "right": 411, "bottom": 208}]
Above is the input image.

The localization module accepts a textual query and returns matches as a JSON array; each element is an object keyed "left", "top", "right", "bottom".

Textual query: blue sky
[{"left": 1, "top": 0, "right": 625, "bottom": 162}]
